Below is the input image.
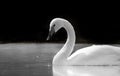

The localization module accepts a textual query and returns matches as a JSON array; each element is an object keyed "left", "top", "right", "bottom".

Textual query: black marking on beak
[{"left": 47, "top": 25, "right": 55, "bottom": 40}]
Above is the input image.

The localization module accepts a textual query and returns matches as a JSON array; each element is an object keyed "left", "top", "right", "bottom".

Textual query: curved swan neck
[
  {"left": 53, "top": 19, "right": 76, "bottom": 65},
  {"left": 63, "top": 20, "right": 75, "bottom": 56}
]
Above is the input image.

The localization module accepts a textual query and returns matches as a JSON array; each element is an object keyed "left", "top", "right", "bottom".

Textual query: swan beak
[
  {"left": 47, "top": 32, "right": 51, "bottom": 40},
  {"left": 47, "top": 27, "right": 55, "bottom": 40}
]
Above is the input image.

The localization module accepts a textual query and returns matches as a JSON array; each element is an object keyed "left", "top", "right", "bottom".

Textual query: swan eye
[
  {"left": 52, "top": 24, "right": 55, "bottom": 29},
  {"left": 53, "top": 24, "right": 55, "bottom": 27}
]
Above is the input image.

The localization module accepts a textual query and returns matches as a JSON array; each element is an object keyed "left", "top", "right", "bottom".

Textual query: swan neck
[
  {"left": 64, "top": 21, "right": 75, "bottom": 56},
  {"left": 53, "top": 20, "right": 76, "bottom": 65}
]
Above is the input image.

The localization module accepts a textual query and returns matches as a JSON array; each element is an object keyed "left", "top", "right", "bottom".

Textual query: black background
[{"left": 0, "top": 4, "right": 120, "bottom": 44}]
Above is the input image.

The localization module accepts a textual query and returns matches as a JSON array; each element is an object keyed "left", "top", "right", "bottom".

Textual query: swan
[
  {"left": 53, "top": 65, "right": 120, "bottom": 76},
  {"left": 47, "top": 18, "right": 120, "bottom": 66}
]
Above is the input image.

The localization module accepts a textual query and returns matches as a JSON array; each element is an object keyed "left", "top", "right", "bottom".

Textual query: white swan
[
  {"left": 47, "top": 18, "right": 120, "bottom": 66},
  {"left": 53, "top": 65, "right": 120, "bottom": 76}
]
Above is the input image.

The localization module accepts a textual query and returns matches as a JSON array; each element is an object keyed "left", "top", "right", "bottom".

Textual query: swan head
[{"left": 47, "top": 18, "right": 64, "bottom": 40}]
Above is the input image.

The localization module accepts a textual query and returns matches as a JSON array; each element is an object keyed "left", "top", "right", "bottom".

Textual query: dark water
[{"left": 0, "top": 43, "right": 120, "bottom": 76}]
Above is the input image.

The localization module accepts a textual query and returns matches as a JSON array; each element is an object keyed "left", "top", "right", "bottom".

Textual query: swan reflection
[{"left": 53, "top": 66, "right": 120, "bottom": 76}]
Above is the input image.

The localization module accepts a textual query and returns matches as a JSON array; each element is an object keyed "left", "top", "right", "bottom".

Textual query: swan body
[
  {"left": 47, "top": 18, "right": 120, "bottom": 66},
  {"left": 53, "top": 65, "right": 120, "bottom": 76},
  {"left": 67, "top": 45, "right": 120, "bottom": 65}
]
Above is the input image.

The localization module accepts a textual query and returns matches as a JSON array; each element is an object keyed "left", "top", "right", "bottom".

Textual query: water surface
[{"left": 0, "top": 43, "right": 120, "bottom": 76}]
